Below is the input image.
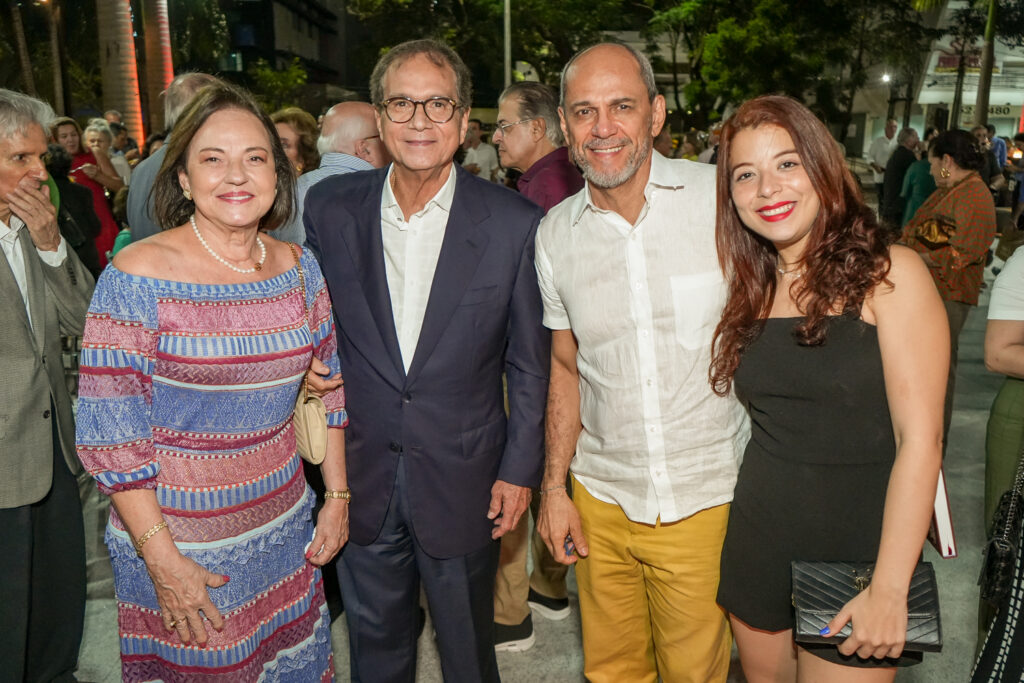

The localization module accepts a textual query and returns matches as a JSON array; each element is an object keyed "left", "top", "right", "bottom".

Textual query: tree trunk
[
  {"left": 96, "top": 0, "right": 145, "bottom": 147},
  {"left": 142, "top": 0, "right": 174, "bottom": 135},
  {"left": 973, "top": 0, "right": 997, "bottom": 127},
  {"left": 951, "top": 41, "right": 967, "bottom": 129},
  {"left": 9, "top": 1, "right": 37, "bottom": 96},
  {"left": 46, "top": 1, "right": 65, "bottom": 115}
]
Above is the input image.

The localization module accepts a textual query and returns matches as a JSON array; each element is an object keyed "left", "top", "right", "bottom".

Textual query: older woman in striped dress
[{"left": 76, "top": 83, "right": 348, "bottom": 681}]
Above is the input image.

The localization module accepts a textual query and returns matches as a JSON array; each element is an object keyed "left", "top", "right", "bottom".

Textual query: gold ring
[{"left": 169, "top": 619, "right": 178, "bottom": 629}]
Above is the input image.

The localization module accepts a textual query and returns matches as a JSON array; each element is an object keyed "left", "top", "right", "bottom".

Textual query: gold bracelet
[
  {"left": 539, "top": 485, "right": 567, "bottom": 496},
  {"left": 324, "top": 489, "right": 351, "bottom": 501},
  {"left": 134, "top": 521, "right": 169, "bottom": 557}
]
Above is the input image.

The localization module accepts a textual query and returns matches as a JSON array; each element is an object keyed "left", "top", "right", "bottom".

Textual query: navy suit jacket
[{"left": 304, "top": 165, "right": 549, "bottom": 558}]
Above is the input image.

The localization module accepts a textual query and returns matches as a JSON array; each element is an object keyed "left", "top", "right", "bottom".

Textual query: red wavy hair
[{"left": 709, "top": 95, "right": 891, "bottom": 396}]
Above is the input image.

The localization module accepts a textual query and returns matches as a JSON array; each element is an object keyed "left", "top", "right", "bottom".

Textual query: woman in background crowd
[
  {"left": 902, "top": 129, "right": 997, "bottom": 443},
  {"left": 713, "top": 95, "right": 945, "bottom": 681},
  {"left": 84, "top": 118, "right": 132, "bottom": 187},
  {"left": 44, "top": 142, "right": 103, "bottom": 278},
  {"left": 76, "top": 83, "right": 348, "bottom": 681},
  {"left": 141, "top": 132, "right": 166, "bottom": 160},
  {"left": 272, "top": 106, "right": 320, "bottom": 175},
  {"left": 51, "top": 116, "right": 120, "bottom": 267},
  {"left": 900, "top": 139, "right": 936, "bottom": 227}
]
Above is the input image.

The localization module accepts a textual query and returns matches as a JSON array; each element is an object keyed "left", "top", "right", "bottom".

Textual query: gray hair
[
  {"left": 897, "top": 127, "right": 918, "bottom": 146},
  {"left": 499, "top": 82, "right": 563, "bottom": 146},
  {"left": 85, "top": 117, "right": 114, "bottom": 143},
  {"left": 164, "top": 72, "right": 224, "bottom": 133},
  {"left": 560, "top": 43, "right": 658, "bottom": 109},
  {"left": 369, "top": 39, "right": 472, "bottom": 109},
  {"left": 0, "top": 88, "right": 55, "bottom": 142}
]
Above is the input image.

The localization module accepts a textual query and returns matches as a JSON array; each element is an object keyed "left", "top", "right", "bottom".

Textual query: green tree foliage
[
  {"left": 345, "top": 0, "right": 620, "bottom": 105},
  {"left": 698, "top": 0, "right": 938, "bottom": 139},
  {"left": 248, "top": 57, "right": 307, "bottom": 112},
  {"left": 638, "top": 0, "right": 730, "bottom": 130},
  {"left": 168, "top": 0, "right": 229, "bottom": 73}
]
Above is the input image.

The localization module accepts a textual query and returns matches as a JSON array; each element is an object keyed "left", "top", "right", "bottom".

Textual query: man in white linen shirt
[{"left": 535, "top": 44, "right": 748, "bottom": 683}]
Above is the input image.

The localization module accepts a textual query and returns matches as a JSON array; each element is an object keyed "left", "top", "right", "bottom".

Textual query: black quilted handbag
[
  {"left": 792, "top": 561, "right": 942, "bottom": 653},
  {"left": 978, "top": 446, "right": 1024, "bottom": 607}
]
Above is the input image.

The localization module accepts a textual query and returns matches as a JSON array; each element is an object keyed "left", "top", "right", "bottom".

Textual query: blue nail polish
[{"left": 819, "top": 627, "right": 830, "bottom": 636}]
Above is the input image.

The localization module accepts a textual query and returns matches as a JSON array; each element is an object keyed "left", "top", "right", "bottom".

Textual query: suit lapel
[
  {"left": 338, "top": 171, "right": 405, "bottom": 383},
  {"left": 405, "top": 168, "right": 490, "bottom": 385},
  {"left": 21, "top": 231, "right": 48, "bottom": 352}
]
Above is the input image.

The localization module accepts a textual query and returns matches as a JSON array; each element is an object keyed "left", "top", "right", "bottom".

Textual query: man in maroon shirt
[
  {"left": 493, "top": 82, "right": 584, "bottom": 215},
  {"left": 490, "top": 81, "right": 583, "bottom": 652}
]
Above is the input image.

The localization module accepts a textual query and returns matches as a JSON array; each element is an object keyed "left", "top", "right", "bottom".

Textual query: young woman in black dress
[{"left": 711, "top": 95, "right": 947, "bottom": 681}]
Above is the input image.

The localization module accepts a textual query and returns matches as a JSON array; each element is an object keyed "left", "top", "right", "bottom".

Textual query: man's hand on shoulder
[
  {"left": 8, "top": 177, "right": 60, "bottom": 251},
  {"left": 488, "top": 480, "right": 531, "bottom": 539}
]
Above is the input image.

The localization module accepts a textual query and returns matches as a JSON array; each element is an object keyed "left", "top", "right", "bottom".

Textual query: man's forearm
[{"left": 542, "top": 366, "right": 581, "bottom": 489}]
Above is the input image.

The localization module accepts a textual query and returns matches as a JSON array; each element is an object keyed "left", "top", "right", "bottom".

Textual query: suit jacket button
[
  {"left": 42, "top": 409, "right": 51, "bottom": 418},
  {"left": 389, "top": 441, "right": 402, "bottom": 453},
  {"left": 402, "top": 393, "right": 412, "bottom": 404}
]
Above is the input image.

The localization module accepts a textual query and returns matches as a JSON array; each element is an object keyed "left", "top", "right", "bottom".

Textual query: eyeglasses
[
  {"left": 493, "top": 118, "right": 534, "bottom": 136},
  {"left": 381, "top": 97, "right": 460, "bottom": 124}
]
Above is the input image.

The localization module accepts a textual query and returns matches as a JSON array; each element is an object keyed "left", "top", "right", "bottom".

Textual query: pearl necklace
[
  {"left": 190, "top": 215, "right": 266, "bottom": 273},
  {"left": 777, "top": 262, "right": 804, "bottom": 278}
]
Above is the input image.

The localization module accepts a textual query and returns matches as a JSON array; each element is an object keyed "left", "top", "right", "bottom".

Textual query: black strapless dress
[{"left": 717, "top": 314, "right": 922, "bottom": 667}]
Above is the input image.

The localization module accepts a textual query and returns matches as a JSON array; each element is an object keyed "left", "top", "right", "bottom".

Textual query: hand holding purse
[
  {"left": 289, "top": 244, "right": 329, "bottom": 465},
  {"left": 792, "top": 560, "right": 942, "bottom": 653}
]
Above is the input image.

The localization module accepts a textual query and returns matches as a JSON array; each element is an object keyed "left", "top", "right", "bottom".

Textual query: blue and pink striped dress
[{"left": 76, "top": 249, "right": 346, "bottom": 682}]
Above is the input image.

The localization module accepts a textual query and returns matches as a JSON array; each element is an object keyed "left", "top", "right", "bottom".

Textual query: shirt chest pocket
[{"left": 669, "top": 272, "right": 726, "bottom": 351}]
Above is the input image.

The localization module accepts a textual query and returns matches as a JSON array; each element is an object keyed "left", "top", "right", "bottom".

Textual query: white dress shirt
[
  {"left": 462, "top": 143, "right": 499, "bottom": 181},
  {"left": 535, "top": 152, "right": 749, "bottom": 524},
  {"left": 380, "top": 164, "right": 457, "bottom": 370},
  {"left": 868, "top": 134, "right": 897, "bottom": 184},
  {"left": 0, "top": 215, "right": 67, "bottom": 327}
]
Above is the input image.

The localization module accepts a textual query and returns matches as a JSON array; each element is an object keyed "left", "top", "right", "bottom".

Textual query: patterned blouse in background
[{"left": 902, "top": 171, "right": 997, "bottom": 305}]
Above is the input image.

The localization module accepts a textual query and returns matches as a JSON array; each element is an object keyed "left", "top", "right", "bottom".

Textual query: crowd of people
[{"left": 0, "top": 34, "right": 1021, "bottom": 683}]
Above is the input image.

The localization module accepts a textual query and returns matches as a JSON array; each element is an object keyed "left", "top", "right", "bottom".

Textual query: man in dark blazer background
[
  {"left": 304, "top": 40, "right": 549, "bottom": 682},
  {"left": 0, "top": 88, "right": 94, "bottom": 681}
]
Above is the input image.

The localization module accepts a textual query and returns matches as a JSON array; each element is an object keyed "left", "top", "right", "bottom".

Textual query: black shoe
[
  {"left": 494, "top": 613, "right": 535, "bottom": 652},
  {"left": 527, "top": 588, "right": 570, "bottom": 621}
]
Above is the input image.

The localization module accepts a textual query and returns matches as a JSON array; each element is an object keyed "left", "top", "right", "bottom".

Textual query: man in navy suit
[{"left": 303, "top": 39, "right": 549, "bottom": 682}]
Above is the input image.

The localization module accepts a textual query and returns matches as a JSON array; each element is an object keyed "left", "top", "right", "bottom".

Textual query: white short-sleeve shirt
[
  {"left": 535, "top": 153, "right": 749, "bottom": 524},
  {"left": 989, "top": 248, "right": 1024, "bottom": 321}
]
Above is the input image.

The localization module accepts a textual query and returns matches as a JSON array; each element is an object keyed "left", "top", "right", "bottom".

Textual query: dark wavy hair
[
  {"left": 710, "top": 95, "right": 891, "bottom": 396},
  {"left": 930, "top": 129, "right": 986, "bottom": 172},
  {"left": 271, "top": 106, "right": 320, "bottom": 174},
  {"left": 152, "top": 83, "right": 295, "bottom": 232}
]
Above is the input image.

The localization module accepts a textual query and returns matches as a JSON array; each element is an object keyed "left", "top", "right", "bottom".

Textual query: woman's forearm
[
  {"left": 320, "top": 428, "right": 348, "bottom": 492},
  {"left": 870, "top": 442, "right": 941, "bottom": 597},
  {"left": 109, "top": 488, "right": 178, "bottom": 559}
]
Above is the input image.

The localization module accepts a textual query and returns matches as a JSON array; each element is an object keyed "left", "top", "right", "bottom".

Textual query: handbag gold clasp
[{"left": 853, "top": 568, "right": 873, "bottom": 592}]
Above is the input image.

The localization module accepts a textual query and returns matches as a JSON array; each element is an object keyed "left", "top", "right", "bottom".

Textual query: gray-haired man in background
[{"left": 0, "top": 88, "right": 94, "bottom": 682}]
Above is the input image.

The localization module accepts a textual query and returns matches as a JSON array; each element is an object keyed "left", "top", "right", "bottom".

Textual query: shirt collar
[
  {"left": 320, "top": 152, "right": 375, "bottom": 173},
  {"left": 382, "top": 163, "right": 458, "bottom": 218},
  {"left": 570, "top": 151, "right": 686, "bottom": 226},
  {"left": 0, "top": 214, "right": 24, "bottom": 245}
]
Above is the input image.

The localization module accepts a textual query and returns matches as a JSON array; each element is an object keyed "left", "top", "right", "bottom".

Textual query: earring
[
  {"left": 183, "top": 188, "right": 193, "bottom": 201},
  {"left": 940, "top": 167, "right": 950, "bottom": 179}
]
